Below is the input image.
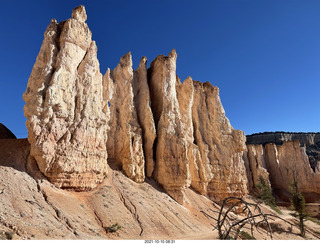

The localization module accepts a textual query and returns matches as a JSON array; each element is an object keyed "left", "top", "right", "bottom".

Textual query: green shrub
[
  {"left": 240, "top": 231, "right": 256, "bottom": 240},
  {"left": 255, "top": 176, "right": 282, "bottom": 214},
  {"left": 306, "top": 216, "right": 320, "bottom": 226},
  {"left": 104, "top": 223, "right": 121, "bottom": 233},
  {"left": 4, "top": 231, "right": 14, "bottom": 240},
  {"left": 289, "top": 176, "right": 307, "bottom": 237}
]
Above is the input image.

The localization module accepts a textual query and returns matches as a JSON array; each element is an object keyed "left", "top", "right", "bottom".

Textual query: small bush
[
  {"left": 5, "top": 231, "right": 14, "bottom": 240},
  {"left": 307, "top": 216, "right": 320, "bottom": 226},
  {"left": 240, "top": 231, "right": 256, "bottom": 240},
  {"left": 258, "top": 222, "right": 289, "bottom": 234},
  {"left": 104, "top": 223, "right": 121, "bottom": 233}
]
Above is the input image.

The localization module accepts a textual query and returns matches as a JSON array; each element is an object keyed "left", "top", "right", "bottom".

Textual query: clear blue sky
[{"left": 1, "top": 0, "right": 319, "bottom": 138}]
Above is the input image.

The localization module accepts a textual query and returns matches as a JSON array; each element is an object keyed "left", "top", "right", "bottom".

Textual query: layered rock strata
[
  {"left": 247, "top": 132, "right": 320, "bottom": 146},
  {"left": 23, "top": 6, "right": 109, "bottom": 190}
]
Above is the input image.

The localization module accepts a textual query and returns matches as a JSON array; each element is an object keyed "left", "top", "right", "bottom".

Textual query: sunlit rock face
[
  {"left": 190, "top": 81, "right": 248, "bottom": 200},
  {"left": 23, "top": 5, "right": 249, "bottom": 203},
  {"left": 147, "top": 50, "right": 248, "bottom": 203},
  {"left": 148, "top": 50, "right": 191, "bottom": 204},
  {"left": 264, "top": 141, "right": 320, "bottom": 201},
  {"left": 105, "top": 53, "right": 147, "bottom": 183},
  {"left": 132, "top": 57, "right": 157, "bottom": 178},
  {"left": 23, "top": 6, "right": 109, "bottom": 190},
  {"left": 246, "top": 133, "right": 320, "bottom": 202},
  {"left": 243, "top": 144, "right": 271, "bottom": 193}
]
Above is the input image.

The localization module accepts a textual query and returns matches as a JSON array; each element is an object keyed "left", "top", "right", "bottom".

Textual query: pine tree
[{"left": 290, "top": 172, "right": 307, "bottom": 238}]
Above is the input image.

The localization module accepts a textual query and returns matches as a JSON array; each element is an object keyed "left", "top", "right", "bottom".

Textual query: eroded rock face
[
  {"left": 264, "top": 141, "right": 320, "bottom": 201},
  {"left": 244, "top": 144, "right": 270, "bottom": 193},
  {"left": 176, "top": 77, "right": 207, "bottom": 195},
  {"left": 23, "top": 6, "right": 109, "bottom": 190},
  {"left": 245, "top": 140, "right": 320, "bottom": 202},
  {"left": 23, "top": 5, "right": 249, "bottom": 203},
  {"left": 105, "top": 53, "right": 145, "bottom": 183},
  {"left": 247, "top": 132, "right": 320, "bottom": 146},
  {"left": 148, "top": 50, "right": 191, "bottom": 203},
  {"left": 133, "top": 57, "right": 156, "bottom": 178},
  {"left": 147, "top": 50, "right": 248, "bottom": 203},
  {"left": 191, "top": 81, "right": 248, "bottom": 200}
]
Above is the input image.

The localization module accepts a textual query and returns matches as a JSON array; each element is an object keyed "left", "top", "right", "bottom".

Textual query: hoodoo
[
  {"left": 23, "top": 6, "right": 109, "bottom": 190},
  {"left": 23, "top": 5, "right": 248, "bottom": 203}
]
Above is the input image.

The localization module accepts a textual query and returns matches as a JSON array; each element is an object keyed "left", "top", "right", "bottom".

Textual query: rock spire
[{"left": 23, "top": 5, "right": 248, "bottom": 203}]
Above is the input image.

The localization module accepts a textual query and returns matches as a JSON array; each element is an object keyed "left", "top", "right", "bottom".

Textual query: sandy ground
[{"left": 0, "top": 139, "right": 319, "bottom": 240}]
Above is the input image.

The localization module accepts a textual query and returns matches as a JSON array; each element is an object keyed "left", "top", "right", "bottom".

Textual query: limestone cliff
[{"left": 23, "top": 6, "right": 109, "bottom": 190}]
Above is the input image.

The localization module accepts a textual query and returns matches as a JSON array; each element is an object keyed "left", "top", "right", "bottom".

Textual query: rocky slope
[
  {"left": 0, "top": 139, "right": 217, "bottom": 239},
  {"left": 245, "top": 132, "right": 320, "bottom": 203},
  {"left": 22, "top": 5, "right": 248, "bottom": 204},
  {"left": 1, "top": 138, "right": 319, "bottom": 240}
]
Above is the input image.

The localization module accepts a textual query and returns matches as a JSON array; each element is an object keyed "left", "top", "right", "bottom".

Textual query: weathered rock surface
[
  {"left": 132, "top": 57, "right": 156, "bottom": 178},
  {"left": 191, "top": 81, "right": 248, "bottom": 200},
  {"left": 176, "top": 77, "right": 206, "bottom": 195},
  {"left": 264, "top": 141, "right": 320, "bottom": 202},
  {"left": 105, "top": 53, "right": 146, "bottom": 183},
  {"left": 244, "top": 144, "right": 270, "bottom": 193},
  {"left": 245, "top": 139, "right": 320, "bottom": 202},
  {"left": 0, "top": 123, "right": 16, "bottom": 139},
  {"left": 246, "top": 132, "right": 320, "bottom": 201},
  {"left": 23, "top": 6, "right": 109, "bottom": 190},
  {"left": 22, "top": 5, "right": 249, "bottom": 204},
  {"left": 148, "top": 50, "right": 191, "bottom": 204},
  {"left": 247, "top": 132, "right": 320, "bottom": 146}
]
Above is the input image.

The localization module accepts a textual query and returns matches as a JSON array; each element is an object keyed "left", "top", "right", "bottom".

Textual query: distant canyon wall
[
  {"left": 246, "top": 132, "right": 320, "bottom": 146},
  {"left": 245, "top": 132, "right": 320, "bottom": 202},
  {"left": 22, "top": 5, "right": 248, "bottom": 204}
]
